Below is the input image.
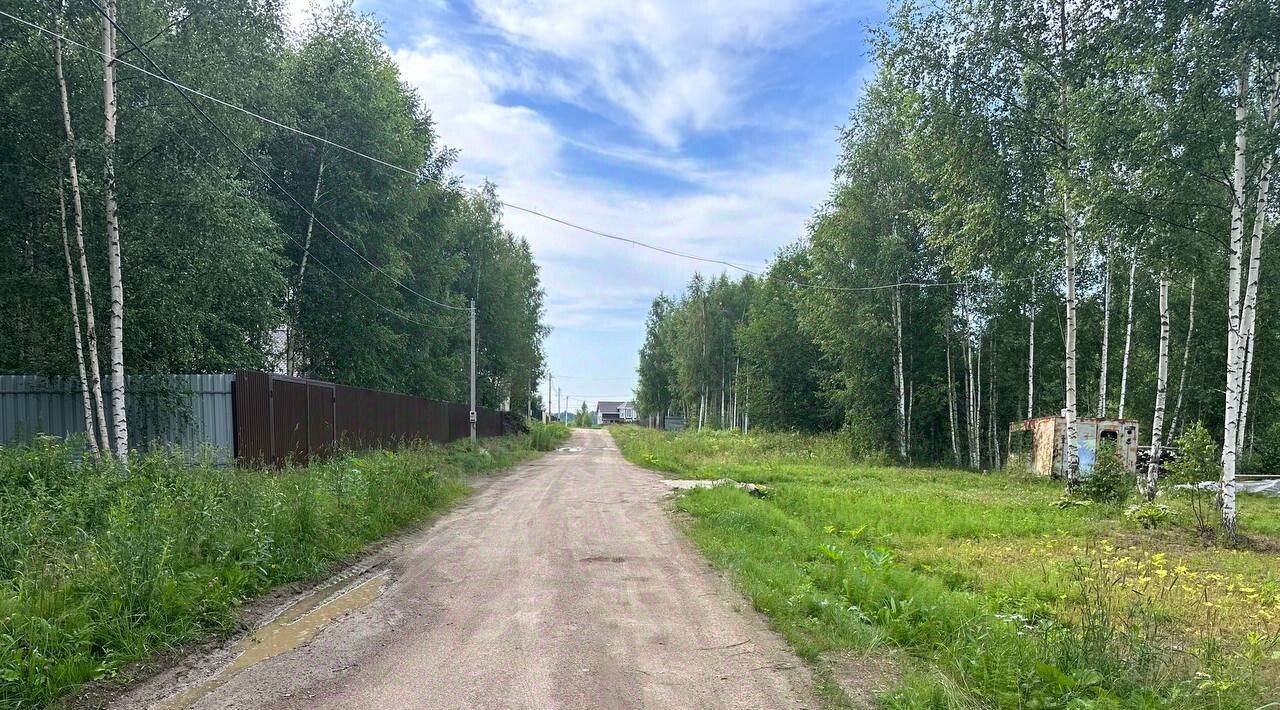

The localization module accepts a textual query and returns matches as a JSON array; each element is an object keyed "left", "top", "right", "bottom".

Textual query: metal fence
[
  {"left": 233, "top": 371, "right": 510, "bottom": 466},
  {"left": 0, "top": 374, "right": 235, "bottom": 463},
  {"left": 2, "top": 371, "right": 517, "bottom": 467}
]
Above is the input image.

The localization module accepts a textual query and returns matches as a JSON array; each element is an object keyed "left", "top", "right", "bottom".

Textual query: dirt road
[{"left": 121, "top": 429, "right": 814, "bottom": 709}]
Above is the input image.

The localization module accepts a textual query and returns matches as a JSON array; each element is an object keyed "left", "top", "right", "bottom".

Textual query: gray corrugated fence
[{"left": 0, "top": 374, "right": 234, "bottom": 463}]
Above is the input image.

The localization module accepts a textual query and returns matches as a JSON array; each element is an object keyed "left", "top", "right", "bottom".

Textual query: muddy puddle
[{"left": 159, "top": 572, "right": 387, "bottom": 709}]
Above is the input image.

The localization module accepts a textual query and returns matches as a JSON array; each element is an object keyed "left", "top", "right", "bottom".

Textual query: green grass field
[
  {"left": 0, "top": 421, "right": 568, "bottom": 708},
  {"left": 611, "top": 426, "right": 1280, "bottom": 709}
]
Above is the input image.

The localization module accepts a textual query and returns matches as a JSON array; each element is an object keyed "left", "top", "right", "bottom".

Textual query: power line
[
  {"left": 1, "top": 9, "right": 759, "bottom": 275},
  {"left": 37, "top": 5, "right": 453, "bottom": 334},
  {"left": 1, "top": 8, "right": 1049, "bottom": 297},
  {"left": 28, "top": 4, "right": 469, "bottom": 316}
]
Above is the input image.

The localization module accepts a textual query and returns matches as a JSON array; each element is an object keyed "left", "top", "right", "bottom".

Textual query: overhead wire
[
  {"left": 37, "top": 5, "right": 456, "bottom": 332},
  {"left": 0, "top": 8, "right": 1049, "bottom": 296},
  {"left": 60, "top": 3, "right": 469, "bottom": 316}
]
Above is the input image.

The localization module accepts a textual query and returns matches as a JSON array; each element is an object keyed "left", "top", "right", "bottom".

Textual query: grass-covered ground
[
  {"left": 611, "top": 426, "right": 1280, "bottom": 709},
  {"left": 0, "top": 422, "right": 568, "bottom": 708}
]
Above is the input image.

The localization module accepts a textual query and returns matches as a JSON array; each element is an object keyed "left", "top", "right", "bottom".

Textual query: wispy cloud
[{"left": 369, "top": 0, "right": 878, "bottom": 401}]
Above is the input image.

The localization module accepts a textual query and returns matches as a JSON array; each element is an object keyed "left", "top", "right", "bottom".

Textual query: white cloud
[
  {"left": 390, "top": 28, "right": 840, "bottom": 330},
  {"left": 466, "top": 0, "right": 853, "bottom": 147},
  {"left": 375, "top": 1, "right": 866, "bottom": 401}
]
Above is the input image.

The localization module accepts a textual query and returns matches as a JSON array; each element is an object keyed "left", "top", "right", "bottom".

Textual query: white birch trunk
[
  {"left": 1145, "top": 274, "right": 1170, "bottom": 501},
  {"left": 287, "top": 160, "right": 325, "bottom": 376},
  {"left": 58, "top": 180, "right": 99, "bottom": 454},
  {"left": 989, "top": 340, "right": 1000, "bottom": 468},
  {"left": 1220, "top": 65, "right": 1251, "bottom": 542},
  {"left": 1117, "top": 257, "right": 1137, "bottom": 419},
  {"left": 1235, "top": 67, "right": 1278, "bottom": 456},
  {"left": 1170, "top": 276, "right": 1196, "bottom": 439},
  {"left": 946, "top": 319, "right": 960, "bottom": 465},
  {"left": 720, "top": 371, "right": 726, "bottom": 428},
  {"left": 1063, "top": 191, "right": 1080, "bottom": 489},
  {"left": 102, "top": 0, "right": 128, "bottom": 460},
  {"left": 733, "top": 358, "right": 739, "bottom": 431},
  {"left": 892, "top": 287, "right": 907, "bottom": 460},
  {"left": 907, "top": 377, "right": 914, "bottom": 451},
  {"left": 1238, "top": 330, "right": 1255, "bottom": 453},
  {"left": 55, "top": 26, "right": 109, "bottom": 453},
  {"left": 1027, "top": 276, "right": 1036, "bottom": 419},
  {"left": 1097, "top": 245, "right": 1111, "bottom": 416},
  {"left": 962, "top": 291, "right": 979, "bottom": 468},
  {"left": 971, "top": 327, "right": 983, "bottom": 469}
]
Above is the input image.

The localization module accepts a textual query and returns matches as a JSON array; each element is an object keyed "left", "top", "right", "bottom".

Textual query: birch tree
[
  {"left": 946, "top": 318, "right": 961, "bottom": 464},
  {"left": 101, "top": 0, "right": 128, "bottom": 459},
  {"left": 57, "top": 180, "right": 98, "bottom": 454},
  {"left": 1170, "top": 277, "right": 1195, "bottom": 438},
  {"left": 53, "top": 20, "right": 108, "bottom": 452},
  {"left": 892, "top": 285, "right": 908, "bottom": 459},
  {"left": 1097, "top": 245, "right": 1111, "bottom": 416},
  {"left": 1234, "top": 68, "right": 1279, "bottom": 455},
  {"left": 1116, "top": 258, "right": 1136, "bottom": 419},
  {"left": 1222, "top": 64, "right": 1279, "bottom": 539},
  {"left": 1144, "top": 274, "right": 1170, "bottom": 501}
]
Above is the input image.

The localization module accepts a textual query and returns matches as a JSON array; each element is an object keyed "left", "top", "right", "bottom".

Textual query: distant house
[{"left": 596, "top": 400, "right": 637, "bottom": 425}]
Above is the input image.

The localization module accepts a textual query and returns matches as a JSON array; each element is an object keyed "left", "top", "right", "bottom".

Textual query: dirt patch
[
  {"left": 1108, "top": 526, "right": 1280, "bottom": 553},
  {"left": 829, "top": 653, "right": 901, "bottom": 708}
]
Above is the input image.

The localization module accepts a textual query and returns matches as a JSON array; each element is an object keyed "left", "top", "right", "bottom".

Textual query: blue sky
[{"left": 291, "top": 0, "right": 884, "bottom": 413}]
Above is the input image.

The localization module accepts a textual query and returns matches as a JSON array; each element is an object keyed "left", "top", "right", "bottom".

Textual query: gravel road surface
[{"left": 121, "top": 428, "right": 814, "bottom": 709}]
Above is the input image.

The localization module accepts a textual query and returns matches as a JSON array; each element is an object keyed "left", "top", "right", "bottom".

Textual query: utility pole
[
  {"left": 469, "top": 299, "right": 476, "bottom": 442},
  {"left": 557, "top": 387, "right": 563, "bottom": 424},
  {"left": 545, "top": 373, "right": 552, "bottom": 423}
]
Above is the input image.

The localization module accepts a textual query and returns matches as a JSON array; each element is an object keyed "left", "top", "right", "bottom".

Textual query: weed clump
[{"left": 528, "top": 421, "right": 570, "bottom": 451}]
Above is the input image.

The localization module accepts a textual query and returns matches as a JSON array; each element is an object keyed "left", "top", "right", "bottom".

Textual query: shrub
[
  {"left": 1168, "top": 423, "right": 1220, "bottom": 539},
  {"left": 1080, "top": 440, "right": 1133, "bottom": 504}
]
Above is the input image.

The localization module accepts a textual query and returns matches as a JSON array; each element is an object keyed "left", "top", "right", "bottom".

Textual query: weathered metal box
[{"left": 1007, "top": 415, "right": 1140, "bottom": 477}]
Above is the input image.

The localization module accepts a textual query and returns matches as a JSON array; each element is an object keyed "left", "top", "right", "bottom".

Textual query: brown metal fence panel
[
  {"left": 307, "top": 382, "right": 336, "bottom": 459},
  {"left": 234, "top": 371, "right": 510, "bottom": 466},
  {"left": 271, "top": 378, "right": 309, "bottom": 464},
  {"left": 446, "top": 402, "right": 470, "bottom": 443},
  {"left": 232, "top": 370, "right": 271, "bottom": 465},
  {"left": 425, "top": 399, "right": 449, "bottom": 443}
]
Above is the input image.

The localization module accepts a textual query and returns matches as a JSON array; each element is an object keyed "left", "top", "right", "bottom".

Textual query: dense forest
[
  {"left": 0, "top": 0, "right": 548, "bottom": 451},
  {"left": 635, "top": 0, "right": 1279, "bottom": 535}
]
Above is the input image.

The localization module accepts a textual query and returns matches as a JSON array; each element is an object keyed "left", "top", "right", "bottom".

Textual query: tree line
[
  {"left": 1, "top": 0, "right": 548, "bottom": 458},
  {"left": 635, "top": 0, "right": 1279, "bottom": 540}
]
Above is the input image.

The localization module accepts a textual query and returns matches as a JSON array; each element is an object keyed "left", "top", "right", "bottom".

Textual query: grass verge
[
  {"left": 612, "top": 426, "right": 1280, "bottom": 709},
  {"left": 1, "top": 423, "right": 567, "bottom": 708}
]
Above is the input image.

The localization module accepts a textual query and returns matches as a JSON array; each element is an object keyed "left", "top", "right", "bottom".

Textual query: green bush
[
  {"left": 1168, "top": 423, "right": 1220, "bottom": 537},
  {"left": 1080, "top": 440, "right": 1133, "bottom": 504},
  {"left": 0, "top": 435, "right": 538, "bottom": 707}
]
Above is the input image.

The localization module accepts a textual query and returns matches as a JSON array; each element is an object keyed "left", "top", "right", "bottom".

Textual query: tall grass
[
  {"left": 528, "top": 420, "right": 571, "bottom": 451},
  {"left": 613, "top": 426, "right": 1280, "bottom": 708},
  {"left": 0, "top": 431, "right": 557, "bottom": 707}
]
